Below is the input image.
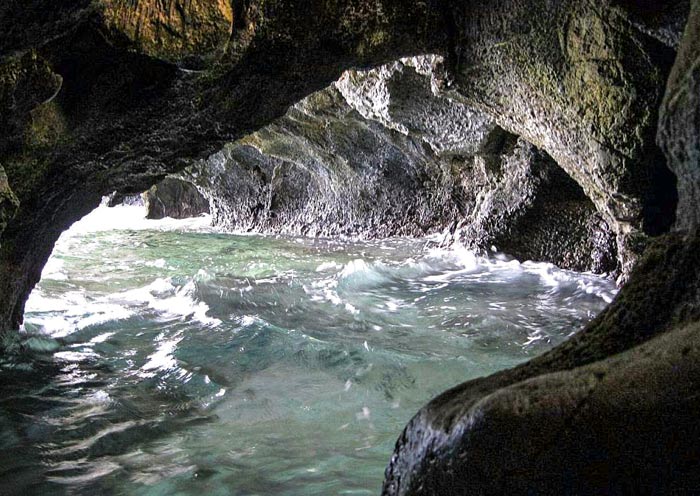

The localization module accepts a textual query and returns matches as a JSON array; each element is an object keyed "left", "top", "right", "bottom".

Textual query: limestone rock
[
  {"left": 191, "top": 60, "right": 615, "bottom": 272},
  {"left": 105, "top": 191, "right": 144, "bottom": 208},
  {"left": 0, "top": 0, "right": 685, "bottom": 355},
  {"left": 384, "top": 320, "right": 700, "bottom": 494},
  {"left": 0, "top": 50, "right": 63, "bottom": 153},
  {"left": 0, "top": 166, "right": 19, "bottom": 242},
  {"left": 383, "top": 5, "right": 700, "bottom": 491},
  {"left": 143, "top": 178, "right": 209, "bottom": 220},
  {"left": 453, "top": 131, "right": 617, "bottom": 273},
  {"left": 448, "top": 0, "right": 679, "bottom": 277}
]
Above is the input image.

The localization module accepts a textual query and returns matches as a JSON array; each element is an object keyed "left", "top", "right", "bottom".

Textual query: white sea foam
[
  {"left": 62, "top": 204, "right": 212, "bottom": 237},
  {"left": 25, "top": 290, "right": 134, "bottom": 338},
  {"left": 114, "top": 278, "right": 221, "bottom": 326}
]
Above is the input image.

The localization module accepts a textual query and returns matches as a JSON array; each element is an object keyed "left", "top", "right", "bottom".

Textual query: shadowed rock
[
  {"left": 100, "top": 0, "right": 234, "bottom": 68},
  {"left": 0, "top": 1, "right": 697, "bottom": 492},
  {"left": 193, "top": 58, "right": 616, "bottom": 272},
  {"left": 0, "top": 0, "right": 682, "bottom": 330},
  {"left": 144, "top": 177, "right": 209, "bottom": 220},
  {"left": 658, "top": 0, "right": 700, "bottom": 232}
]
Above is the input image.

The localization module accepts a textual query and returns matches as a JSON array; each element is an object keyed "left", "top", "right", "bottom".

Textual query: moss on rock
[{"left": 99, "top": 0, "right": 234, "bottom": 68}]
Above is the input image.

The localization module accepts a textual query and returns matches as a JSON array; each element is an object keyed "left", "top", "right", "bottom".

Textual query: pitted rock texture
[
  {"left": 0, "top": 1, "right": 680, "bottom": 331},
  {"left": 446, "top": 0, "right": 679, "bottom": 277},
  {"left": 335, "top": 56, "right": 491, "bottom": 155},
  {"left": 659, "top": 0, "right": 700, "bottom": 232},
  {"left": 0, "top": 166, "right": 19, "bottom": 236},
  {"left": 191, "top": 58, "right": 615, "bottom": 272},
  {"left": 452, "top": 131, "right": 617, "bottom": 274},
  {"left": 0, "top": 50, "right": 63, "bottom": 156},
  {"left": 0, "top": 0, "right": 449, "bottom": 332},
  {"left": 144, "top": 177, "right": 209, "bottom": 220},
  {"left": 106, "top": 191, "right": 144, "bottom": 208},
  {"left": 383, "top": 7, "right": 700, "bottom": 494}
]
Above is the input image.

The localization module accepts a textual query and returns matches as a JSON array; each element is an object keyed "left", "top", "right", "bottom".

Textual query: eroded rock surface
[
  {"left": 0, "top": 0, "right": 681, "bottom": 331},
  {"left": 192, "top": 58, "right": 616, "bottom": 272},
  {"left": 0, "top": 166, "right": 19, "bottom": 236},
  {"left": 100, "top": 0, "right": 234, "bottom": 68},
  {"left": 0, "top": 2, "right": 697, "bottom": 492},
  {"left": 383, "top": 228, "right": 700, "bottom": 495},
  {"left": 445, "top": 0, "right": 681, "bottom": 277}
]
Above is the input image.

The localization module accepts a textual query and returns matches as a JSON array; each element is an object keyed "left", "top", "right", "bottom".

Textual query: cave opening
[
  {"left": 0, "top": 60, "right": 621, "bottom": 494},
  {"left": 2, "top": 0, "right": 698, "bottom": 494}
]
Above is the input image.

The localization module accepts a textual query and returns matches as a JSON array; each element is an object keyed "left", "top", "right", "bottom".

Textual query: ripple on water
[{"left": 0, "top": 205, "right": 617, "bottom": 495}]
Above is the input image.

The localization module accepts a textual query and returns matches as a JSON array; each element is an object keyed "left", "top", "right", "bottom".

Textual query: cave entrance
[{"left": 4, "top": 57, "right": 622, "bottom": 495}]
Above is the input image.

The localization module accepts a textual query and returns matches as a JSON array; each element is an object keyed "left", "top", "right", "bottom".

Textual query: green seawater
[{"left": 0, "top": 206, "right": 616, "bottom": 495}]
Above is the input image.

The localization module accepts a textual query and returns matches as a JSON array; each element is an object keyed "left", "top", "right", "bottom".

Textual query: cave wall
[
  {"left": 659, "top": 0, "right": 700, "bottom": 232},
  {"left": 143, "top": 177, "right": 210, "bottom": 220},
  {"left": 0, "top": 0, "right": 682, "bottom": 330},
  {"left": 190, "top": 57, "right": 616, "bottom": 273},
  {"left": 0, "top": 0, "right": 697, "bottom": 493},
  {"left": 443, "top": 0, "right": 682, "bottom": 277},
  {"left": 0, "top": 0, "right": 448, "bottom": 332}
]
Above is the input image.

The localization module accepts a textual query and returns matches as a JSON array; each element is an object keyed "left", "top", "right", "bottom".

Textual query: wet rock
[
  {"left": 453, "top": 131, "right": 617, "bottom": 274},
  {"left": 658, "top": 0, "right": 700, "bottom": 231},
  {"left": 143, "top": 177, "right": 209, "bottom": 220},
  {"left": 0, "top": 0, "right": 448, "bottom": 332},
  {"left": 0, "top": 50, "right": 63, "bottom": 155},
  {"left": 448, "top": 0, "right": 679, "bottom": 277},
  {"left": 105, "top": 192, "right": 144, "bottom": 208},
  {"left": 383, "top": 6, "right": 700, "bottom": 493},
  {"left": 0, "top": 0, "right": 685, "bottom": 353},
  {"left": 193, "top": 58, "right": 615, "bottom": 272}
]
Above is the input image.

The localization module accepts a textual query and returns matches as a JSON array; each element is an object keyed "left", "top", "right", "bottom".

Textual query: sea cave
[{"left": 0, "top": 1, "right": 699, "bottom": 495}]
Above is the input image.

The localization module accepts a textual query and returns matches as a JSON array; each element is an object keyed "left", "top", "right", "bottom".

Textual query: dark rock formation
[
  {"left": 0, "top": 1, "right": 683, "bottom": 331},
  {"left": 383, "top": 229, "right": 700, "bottom": 494},
  {"left": 0, "top": 167, "right": 19, "bottom": 236},
  {"left": 450, "top": 130, "right": 617, "bottom": 274},
  {"left": 445, "top": 0, "right": 682, "bottom": 277},
  {"left": 105, "top": 191, "right": 143, "bottom": 208},
  {"left": 0, "top": 0, "right": 447, "bottom": 332},
  {"left": 192, "top": 57, "right": 616, "bottom": 272},
  {"left": 0, "top": 1, "right": 697, "bottom": 493},
  {"left": 143, "top": 177, "right": 209, "bottom": 220},
  {"left": 100, "top": 0, "right": 234, "bottom": 68}
]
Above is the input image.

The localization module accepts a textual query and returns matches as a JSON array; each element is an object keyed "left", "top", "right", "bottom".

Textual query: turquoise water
[{"left": 0, "top": 206, "right": 616, "bottom": 495}]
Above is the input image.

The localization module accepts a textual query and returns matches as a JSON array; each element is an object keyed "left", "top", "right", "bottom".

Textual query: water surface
[{"left": 0, "top": 206, "right": 616, "bottom": 495}]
